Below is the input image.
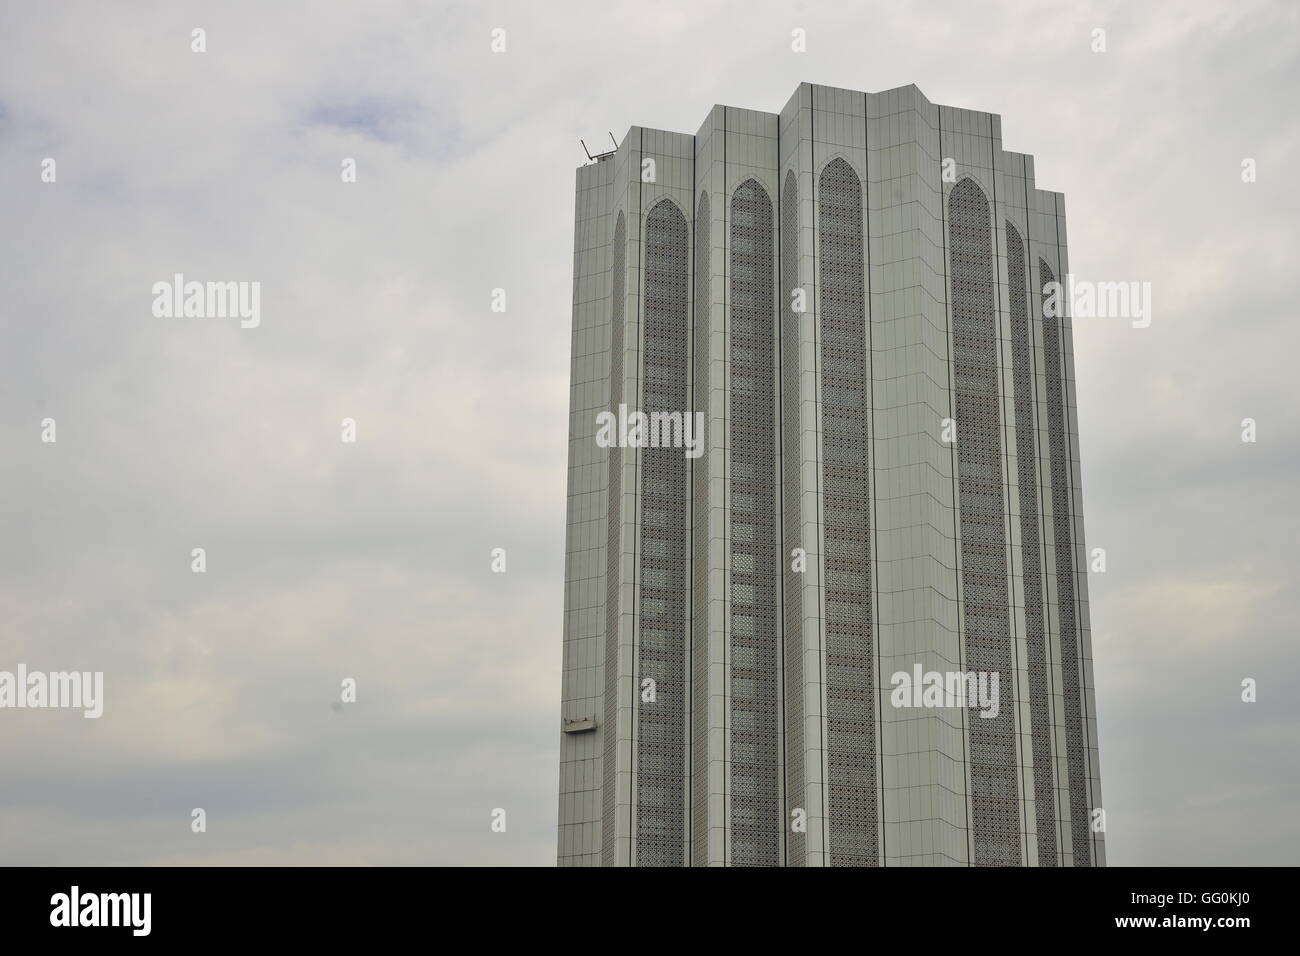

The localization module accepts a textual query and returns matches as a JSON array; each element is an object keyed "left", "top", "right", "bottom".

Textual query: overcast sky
[{"left": 1, "top": 0, "right": 1296, "bottom": 866}]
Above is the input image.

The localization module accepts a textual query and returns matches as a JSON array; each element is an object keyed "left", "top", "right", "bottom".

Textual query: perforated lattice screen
[
  {"left": 948, "top": 179, "right": 1020, "bottom": 866},
  {"left": 818, "top": 158, "right": 879, "bottom": 867},
  {"left": 1039, "top": 257, "right": 1092, "bottom": 868},
  {"left": 636, "top": 200, "right": 691, "bottom": 867},
  {"left": 1007, "top": 223, "right": 1057, "bottom": 864},
  {"left": 601, "top": 212, "right": 626, "bottom": 866},
  {"left": 690, "top": 191, "right": 711, "bottom": 866},
  {"left": 729, "top": 179, "right": 781, "bottom": 867},
  {"left": 779, "top": 170, "right": 805, "bottom": 867}
]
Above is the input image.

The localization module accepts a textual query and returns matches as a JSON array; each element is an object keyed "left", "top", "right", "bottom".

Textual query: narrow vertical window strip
[
  {"left": 780, "top": 170, "right": 805, "bottom": 866},
  {"left": 690, "top": 191, "right": 711, "bottom": 866},
  {"left": 602, "top": 212, "right": 627, "bottom": 866}
]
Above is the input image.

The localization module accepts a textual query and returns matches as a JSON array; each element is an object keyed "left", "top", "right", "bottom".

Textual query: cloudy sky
[{"left": 0, "top": 0, "right": 1296, "bottom": 866}]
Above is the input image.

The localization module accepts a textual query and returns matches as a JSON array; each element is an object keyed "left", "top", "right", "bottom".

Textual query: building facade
[{"left": 558, "top": 83, "right": 1104, "bottom": 866}]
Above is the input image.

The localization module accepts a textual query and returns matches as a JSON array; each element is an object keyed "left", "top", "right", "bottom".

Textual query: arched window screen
[
  {"left": 1007, "top": 222, "right": 1058, "bottom": 864},
  {"left": 636, "top": 199, "right": 690, "bottom": 866},
  {"left": 818, "top": 158, "right": 879, "bottom": 867},
  {"left": 948, "top": 178, "right": 1020, "bottom": 866},
  {"left": 728, "top": 179, "right": 780, "bottom": 867},
  {"left": 1039, "top": 256, "right": 1091, "bottom": 868}
]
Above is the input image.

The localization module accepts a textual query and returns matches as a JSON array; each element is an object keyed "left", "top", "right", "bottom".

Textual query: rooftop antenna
[
  {"left": 608, "top": 131, "right": 618, "bottom": 150},
  {"left": 580, "top": 139, "right": 595, "bottom": 162}
]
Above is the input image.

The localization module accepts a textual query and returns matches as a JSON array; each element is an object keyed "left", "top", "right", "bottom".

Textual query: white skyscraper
[{"left": 558, "top": 82, "right": 1104, "bottom": 867}]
